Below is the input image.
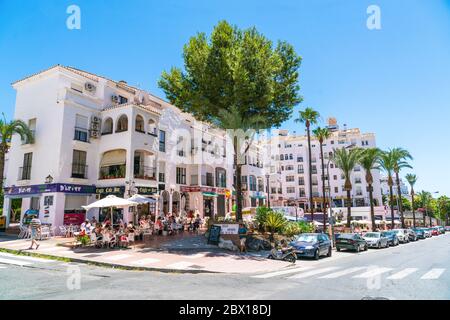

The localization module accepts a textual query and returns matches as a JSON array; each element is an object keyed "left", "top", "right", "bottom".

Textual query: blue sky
[{"left": 1, "top": 0, "right": 450, "bottom": 195}]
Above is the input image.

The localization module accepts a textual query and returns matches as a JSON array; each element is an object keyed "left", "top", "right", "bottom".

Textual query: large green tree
[
  {"left": 333, "top": 147, "right": 363, "bottom": 227},
  {"left": 391, "top": 148, "right": 413, "bottom": 228},
  {"left": 295, "top": 108, "right": 320, "bottom": 218},
  {"left": 312, "top": 126, "right": 330, "bottom": 229},
  {"left": 417, "top": 191, "right": 432, "bottom": 227},
  {"left": 378, "top": 150, "right": 398, "bottom": 229},
  {"left": 1, "top": 114, "right": 34, "bottom": 189},
  {"left": 158, "top": 21, "right": 302, "bottom": 221},
  {"left": 358, "top": 148, "right": 381, "bottom": 231},
  {"left": 405, "top": 173, "right": 418, "bottom": 227}
]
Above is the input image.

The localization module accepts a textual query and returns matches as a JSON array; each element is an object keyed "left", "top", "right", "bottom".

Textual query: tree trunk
[
  {"left": 411, "top": 189, "right": 416, "bottom": 228},
  {"left": 346, "top": 189, "right": 352, "bottom": 228},
  {"left": 320, "top": 142, "right": 327, "bottom": 231},
  {"left": 389, "top": 183, "right": 395, "bottom": 229},
  {"left": 368, "top": 184, "right": 376, "bottom": 231},
  {"left": 395, "top": 171, "right": 405, "bottom": 228},
  {"left": 234, "top": 137, "right": 243, "bottom": 222},
  {"left": 0, "top": 148, "right": 5, "bottom": 190},
  {"left": 306, "top": 123, "right": 314, "bottom": 222}
]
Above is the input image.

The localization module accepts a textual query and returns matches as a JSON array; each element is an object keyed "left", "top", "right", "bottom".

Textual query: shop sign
[
  {"left": 136, "top": 186, "right": 158, "bottom": 195},
  {"left": 214, "top": 223, "right": 239, "bottom": 235},
  {"left": 64, "top": 212, "right": 86, "bottom": 225},
  {"left": 180, "top": 186, "right": 218, "bottom": 193},
  {"left": 95, "top": 186, "right": 125, "bottom": 196},
  {"left": 4, "top": 183, "right": 95, "bottom": 196}
]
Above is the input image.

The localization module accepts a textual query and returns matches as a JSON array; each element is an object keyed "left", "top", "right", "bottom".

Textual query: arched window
[
  {"left": 102, "top": 117, "right": 113, "bottom": 135},
  {"left": 135, "top": 115, "right": 145, "bottom": 133},
  {"left": 116, "top": 115, "right": 128, "bottom": 133},
  {"left": 148, "top": 118, "right": 157, "bottom": 136}
]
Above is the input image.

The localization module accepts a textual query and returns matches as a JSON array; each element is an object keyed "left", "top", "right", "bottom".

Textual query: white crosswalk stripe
[
  {"left": 353, "top": 267, "right": 393, "bottom": 278},
  {"left": 104, "top": 254, "right": 133, "bottom": 261},
  {"left": 420, "top": 268, "right": 445, "bottom": 280},
  {"left": 0, "top": 257, "right": 32, "bottom": 266},
  {"left": 0, "top": 265, "right": 6, "bottom": 269},
  {"left": 386, "top": 268, "right": 418, "bottom": 280},
  {"left": 130, "top": 258, "right": 160, "bottom": 266},
  {"left": 252, "top": 267, "right": 313, "bottom": 279},
  {"left": 166, "top": 261, "right": 195, "bottom": 270},
  {"left": 0, "top": 252, "right": 55, "bottom": 264},
  {"left": 288, "top": 267, "right": 340, "bottom": 279},
  {"left": 318, "top": 267, "right": 366, "bottom": 279}
]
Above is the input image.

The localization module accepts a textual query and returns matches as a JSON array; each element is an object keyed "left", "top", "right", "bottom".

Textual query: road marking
[
  {"left": 130, "top": 258, "right": 160, "bottom": 266},
  {"left": 36, "top": 246, "right": 68, "bottom": 253},
  {"left": 288, "top": 267, "right": 340, "bottom": 279},
  {"left": 2, "top": 242, "right": 31, "bottom": 248},
  {"left": 185, "top": 253, "right": 206, "bottom": 259},
  {"left": 0, "top": 257, "right": 32, "bottom": 266},
  {"left": 386, "top": 268, "right": 418, "bottom": 280},
  {"left": 104, "top": 254, "right": 133, "bottom": 261},
  {"left": 252, "top": 267, "right": 314, "bottom": 279},
  {"left": 420, "top": 268, "right": 445, "bottom": 280},
  {"left": 166, "top": 261, "right": 195, "bottom": 270},
  {"left": 0, "top": 252, "right": 54, "bottom": 263},
  {"left": 0, "top": 265, "right": 6, "bottom": 269},
  {"left": 318, "top": 267, "right": 366, "bottom": 279},
  {"left": 353, "top": 267, "right": 393, "bottom": 278}
]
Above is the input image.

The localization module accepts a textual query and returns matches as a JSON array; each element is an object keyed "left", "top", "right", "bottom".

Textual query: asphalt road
[{"left": 0, "top": 233, "right": 449, "bottom": 300}]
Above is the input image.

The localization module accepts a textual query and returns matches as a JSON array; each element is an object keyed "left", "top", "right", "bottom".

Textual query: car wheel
[
  {"left": 336, "top": 247, "right": 341, "bottom": 252},
  {"left": 327, "top": 247, "right": 332, "bottom": 257},
  {"left": 377, "top": 242, "right": 381, "bottom": 249},
  {"left": 286, "top": 255, "right": 296, "bottom": 263},
  {"left": 364, "top": 244, "right": 368, "bottom": 251},
  {"left": 386, "top": 242, "right": 389, "bottom": 248},
  {"left": 314, "top": 249, "right": 320, "bottom": 260},
  {"left": 355, "top": 245, "right": 360, "bottom": 253}
]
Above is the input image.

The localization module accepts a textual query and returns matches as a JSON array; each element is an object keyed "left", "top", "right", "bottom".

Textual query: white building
[
  {"left": 2, "top": 65, "right": 237, "bottom": 227},
  {"left": 265, "top": 118, "right": 383, "bottom": 213},
  {"left": 380, "top": 176, "right": 410, "bottom": 199}
]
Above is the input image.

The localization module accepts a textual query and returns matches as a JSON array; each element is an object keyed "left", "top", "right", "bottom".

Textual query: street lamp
[
  {"left": 45, "top": 175, "right": 53, "bottom": 184},
  {"left": 265, "top": 173, "right": 271, "bottom": 209}
]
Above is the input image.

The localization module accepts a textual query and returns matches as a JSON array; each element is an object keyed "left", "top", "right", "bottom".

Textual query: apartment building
[
  {"left": 2, "top": 65, "right": 238, "bottom": 227},
  {"left": 265, "top": 119, "right": 383, "bottom": 212}
]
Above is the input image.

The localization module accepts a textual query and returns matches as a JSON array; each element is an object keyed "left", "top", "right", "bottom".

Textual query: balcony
[
  {"left": 312, "top": 181, "right": 318, "bottom": 186},
  {"left": 99, "top": 164, "right": 126, "bottom": 180},
  {"left": 74, "top": 127, "right": 89, "bottom": 143},
  {"left": 355, "top": 179, "right": 362, "bottom": 184},
  {"left": 18, "top": 166, "right": 31, "bottom": 181},
  {"left": 71, "top": 163, "right": 88, "bottom": 179},
  {"left": 134, "top": 166, "right": 156, "bottom": 181},
  {"left": 311, "top": 169, "right": 318, "bottom": 174},
  {"left": 298, "top": 169, "right": 304, "bottom": 174}
]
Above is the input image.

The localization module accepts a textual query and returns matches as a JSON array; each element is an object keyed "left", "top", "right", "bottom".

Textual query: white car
[
  {"left": 362, "top": 232, "right": 389, "bottom": 249},
  {"left": 391, "top": 229, "right": 409, "bottom": 243},
  {"left": 421, "top": 228, "right": 432, "bottom": 238}
]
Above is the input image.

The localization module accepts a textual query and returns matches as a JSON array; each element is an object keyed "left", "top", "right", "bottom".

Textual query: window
[
  {"left": 177, "top": 136, "right": 185, "bottom": 157},
  {"left": 334, "top": 187, "right": 339, "bottom": 193},
  {"left": 286, "top": 176, "right": 295, "bottom": 182},
  {"left": 135, "top": 115, "right": 145, "bottom": 133},
  {"left": 298, "top": 165, "right": 304, "bottom": 174},
  {"left": 116, "top": 115, "right": 128, "bottom": 132},
  {"left": 298, "top": 177, "right": 305, "bottom": 185},
  {"left": 286, "top": 165, "right": 294, "bottom": 171},
  {"left": 333, "top": 175, "right": 337, "bottom": 180},
  {"left": 331, "top": 140, "right": 334, "bottom": 145},
  {"left": 30, "top": 197, "right": 40, "bottom": 210},
  {"left": 271, "top": 187, "right": 277, "bottom": 194},
  {"left": 299, "top": 188, "right": 306, "bottom": 197},
  {"left": 176, "top": 167, "right": 186, "bottom": 184},
  {"left": 297, "top": 156, "right": 303, "bottom": 162},
  {"left": 280, "top": 154, "right": 284, "bottom": 161},
  {"left": 289, "top": 154, "right": 293, "bottom": 160},
  {"left": 119, "top": 96, "right": 128, "bottom": 104},
  {"left": 287, "top": 187, "right": 296, "bottom": 194},
  {"left": 249, "top": 175, "right": 257, "bottom": 191},
  {"left": 159, "top": 130, "right": 166, "bottom": 152},
  {"left": 22, "top": 118, "right": 36, "bottom": 144},
  {"left": 312, "top": 165, "right": 317, "bottom": 174},
  {"left": 74, "top": 114, "right": 89, "bottom": 142},
  {"left": 216, "top": 168, "right": 227, "bottom": 188},
  {"left": 20, "top": 152, "right": 32, "bottom": 180},
  {"left": 159, "top": 172, "right": 165, "bottom": 182},
  {"left": 102, "top": 117, "right": 113, "bottom": 135},
  {"left": 71, "top": 150, "right": 87, "bottom": 179}
]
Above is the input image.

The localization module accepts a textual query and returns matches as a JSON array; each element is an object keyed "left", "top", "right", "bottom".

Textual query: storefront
[
  {"left": 95, "top": 186, "right": 126, "bottom": 223},
  {"left": 180, "top": 186, "right": 230, "bottom": 219},
  {"left": 133, "top": 186, "right": 158, "bottom": 223}
]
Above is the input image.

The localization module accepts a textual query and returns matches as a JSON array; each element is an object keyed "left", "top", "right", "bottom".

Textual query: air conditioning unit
[
  {"left": 111, "top": 95, "right": 119, "bottom": 103},
  {"left": 91, "top": 116, "right": 101, "bottom": 124},
  {"left": 90, "top": 130, "right": 100, "bottom": 139},
  {"left": 84, "top": 82, "right": 96, "bottom": 93}
]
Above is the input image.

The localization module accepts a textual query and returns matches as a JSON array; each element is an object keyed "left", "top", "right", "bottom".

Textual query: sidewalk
[{"left": 0, "top": 236, "right": 292, "bottom": 274}]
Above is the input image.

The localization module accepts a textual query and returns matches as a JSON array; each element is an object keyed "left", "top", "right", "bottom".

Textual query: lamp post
[
  {"left": 45, "top": 175, "right": 53, "bottom": 184},
  {"left": 265, "top": 173, "right": 271, "bottom": 209},
  {"left": 326, "top": 154, "right": 335, "bottom": 247}
]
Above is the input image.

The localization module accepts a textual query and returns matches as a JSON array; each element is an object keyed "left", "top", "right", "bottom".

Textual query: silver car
[
  {"left": 362, "top": 232, "right": 389, "bottom": 249},
  {"left": 392, "top": 229, "right": 410, "bottom": 243}
]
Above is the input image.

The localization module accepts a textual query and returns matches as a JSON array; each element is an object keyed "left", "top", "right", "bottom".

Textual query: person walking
[{"left": 28, "top": 217, "right": 41, "bottom": 250}]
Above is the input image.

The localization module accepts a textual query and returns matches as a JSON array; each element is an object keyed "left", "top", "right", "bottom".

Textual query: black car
[
  {"left": 381, "top": 231, "right": 399, "bottom": 246},
  {"left": 336, "top": 233, "right": 368, "bottom": 252},
  {"left": 289, "top": 233, "right": 332, "bottom": 260},
  {"left": 412, "top": 228, "right": 425, "bottom": 239}
]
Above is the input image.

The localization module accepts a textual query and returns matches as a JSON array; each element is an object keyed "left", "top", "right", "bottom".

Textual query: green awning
[
  {"left": 250, "top": 195, "right": 266, "bottom": 199},
  {"left": 202, "top": 192, "right": 218, "bottom": 197}
]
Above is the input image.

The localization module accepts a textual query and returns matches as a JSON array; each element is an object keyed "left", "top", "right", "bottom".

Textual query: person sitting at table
[
  {"left": 91, "top": 217, "right": 98, "bottom": 226},
  {"left": 155, "top": 217, "right": 163, "bottom": 235}
]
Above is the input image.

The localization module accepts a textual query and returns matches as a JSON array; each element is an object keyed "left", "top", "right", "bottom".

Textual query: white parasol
[{"left": 82, "top": 195, "right": 138, "bottom": 226}]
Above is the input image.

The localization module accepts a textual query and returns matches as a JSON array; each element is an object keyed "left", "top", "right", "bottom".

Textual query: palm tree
[
  {"left": 295, "top": 107, "right": 320, "bottom": 221},
  {"left": 378, "top": 151, "right": 397, "bottom": 229},
  {"left": 333, "top": 147, "right": 363, "bottom": 227},
  {"left": 0, "top": 113, "right": 34, "bottom": 190},
  {"left": 312, "top": 127, "right": 331, "bottom": 230},
  {"left": 391, "top": 148, "right": 413, "bottom": 228},
  {"left": 358, "top": 148, "right": 381, "bottom": 231},
  {"left": 417, "top": 191, "right": 432, "bottom": 227},
  {"left": 211, "top": 106, "right": 264, "bottom": 222},
  {"left": 405, "top": 174, "right": 418, "bottom": 228}
]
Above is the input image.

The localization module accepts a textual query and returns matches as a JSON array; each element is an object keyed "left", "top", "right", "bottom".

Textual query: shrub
[
  {"left": 283, "top": 222, "right": 301, "bottom": 237},
  {"left": 297, "top": 220, "right": 315, "bottom": 233},
  {"left": 255, "top": 206, "right": 271, "bottom": 227},
  {"left": 264, "top": 211, "right": 288, "bottom": 241}
]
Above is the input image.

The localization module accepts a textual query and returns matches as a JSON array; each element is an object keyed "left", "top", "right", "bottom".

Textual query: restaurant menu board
[
  {"left": 208, "top": 225, "right": 221, "bottom": 245},
  {"left": 63, "top": 212, "right": 86, "bottom": 225},
  {"left": 215, "top": 223, "right": 239, "bottom": 234}
]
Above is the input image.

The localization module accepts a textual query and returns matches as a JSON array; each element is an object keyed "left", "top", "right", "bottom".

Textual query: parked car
[
  {"left": 412, "top": 228, "right": 426, "bottom": 239},
  {"left": 335, "top": 233, "right": 368, "bottom": 252},
  {"left": 445, "top": 226, "right": 450, "bottom": 232},
  {"left": 381, "top": 231, "right": 399, "bottom": 246},
  {"left": 437, "top": 226, "right": 445, "bottom": 234},
  {"left": 406, "top": 229, "right": 418, "bottom": 241},
  {"left": 392, "top": 229, "right": 410, "bottom": 243},
  {"left": 430, "top": 227, "right": 440, "bottom": 236},
  {"left": 289, "top": 233, "right": 332, "bottom": 260},
  {"left": 420, "top": 228, "right": 432, "bottom": 238},
  {"left": 362, "top": 232, "right": 389, "bottom": 249}
]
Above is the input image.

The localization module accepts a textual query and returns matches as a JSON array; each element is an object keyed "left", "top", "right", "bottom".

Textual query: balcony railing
[
  {"left": 71, "top": 163, "right": 88, "bottom": 179},
  {"left": 74, "top": 127, "right": 89, "bottom": 142},
  {"left": 99, "top": 164, "right": 126, "bottom": 180},
  {"left": 355, "top": 179, "right": 362, "bottom": 184},
  {"left": 18, "top": 166, "right": 32, "bottom": 180},
  {"left": 298, "top": 169, "right": 304, "bottom": 174},
  {"left": 134, "top": 166, "right": 157, "bottom": 180}
]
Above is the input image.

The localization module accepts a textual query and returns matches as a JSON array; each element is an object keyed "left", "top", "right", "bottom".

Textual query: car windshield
[
  {"left": 294, "top": 234, "right": 318, "bottom": 243},
  {"left": 338, "top": 234, "right": 355, "bottom": 239},
  {"left": 382, "top": 232, "right": 393, "bottom": 236},
  {"left": 364, "top": 233, "right": 379, "bottom": 238}
]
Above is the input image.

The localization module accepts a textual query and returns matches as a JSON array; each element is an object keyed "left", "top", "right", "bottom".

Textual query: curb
[{"left": 0, "top": 247, "right": 219, "bottom": 274}]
